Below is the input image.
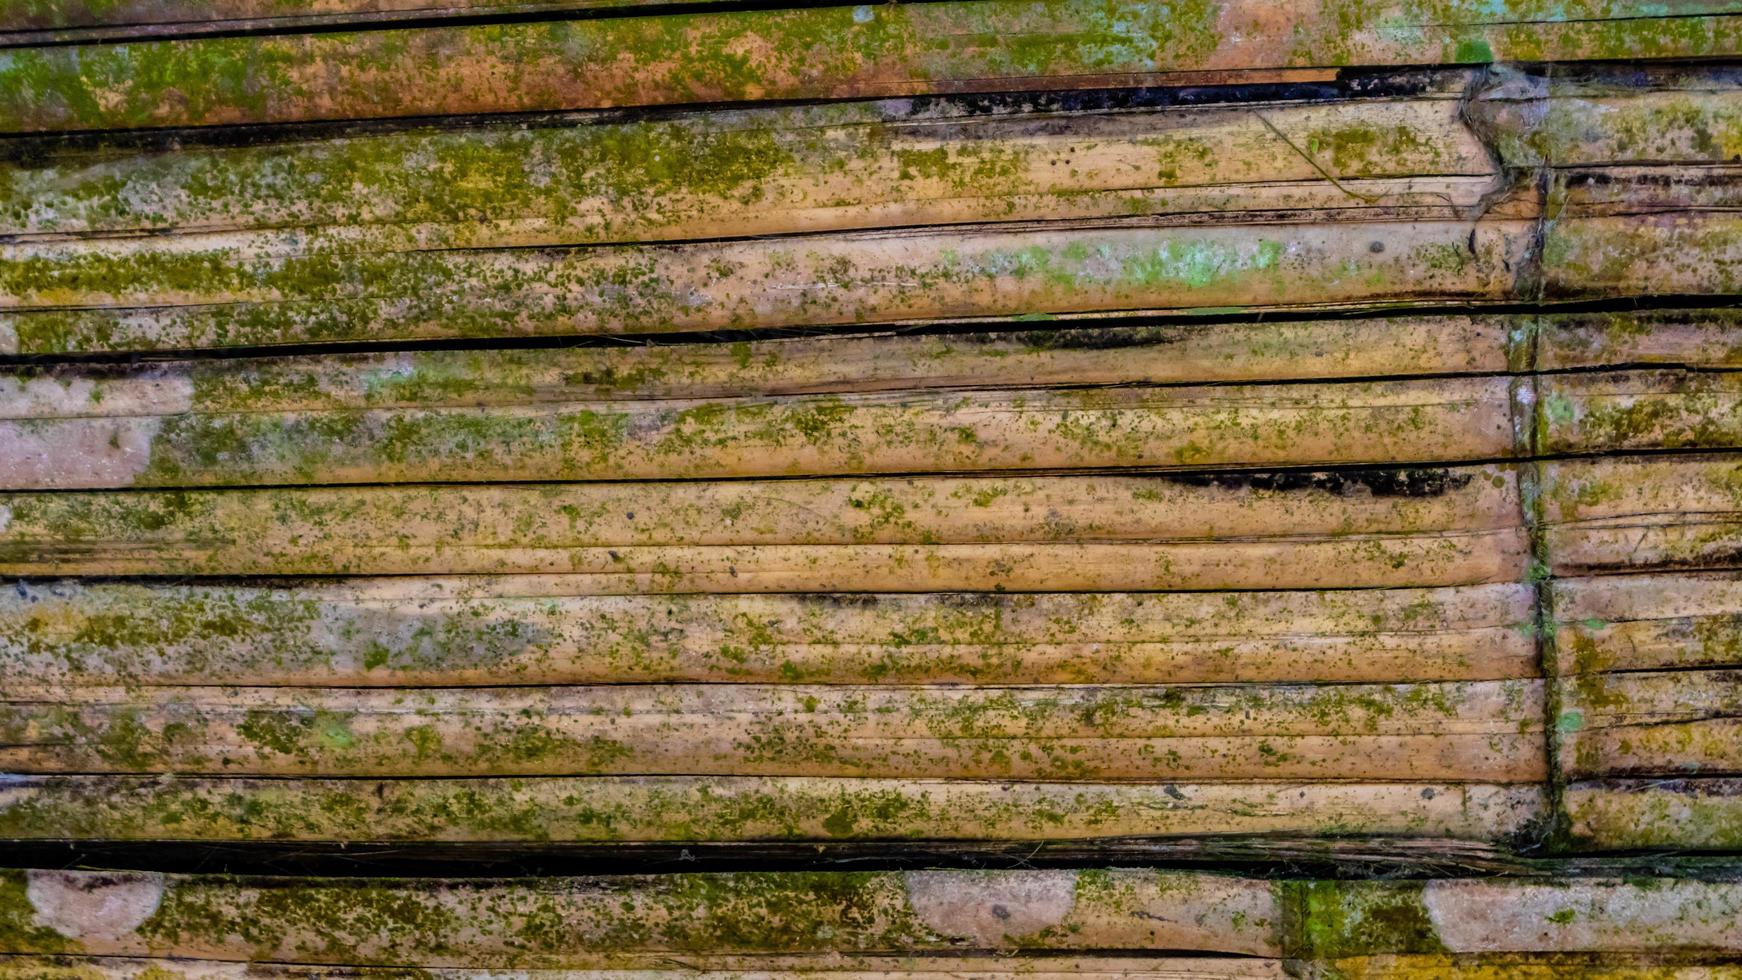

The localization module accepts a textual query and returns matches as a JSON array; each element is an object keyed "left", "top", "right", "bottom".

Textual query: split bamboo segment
[
  {"left": 0, "top": 0, "right": 708, "bottom": 43},
  {"left": 0, "top": 774, "right": 1549, "bottom": 843},
  {"left": 30, "top": 306, "right": 1742, "bottom": 490},
  {"left": 1537, "top": 371, "right": 1742, "bottom": 456},
  {"left": 1471, "top": 64, "right": 1742, "bottom": 170},
  {"left": 1550, "top": 572, "right": 1742, "bottom": 849},
  {"left": 1536, "top": 309, "right": 1742, "bottom": 372},
  {"left": 0, "top": 868, "right": 1286, "bottom": 961},
  {"left": 1564, "top": 779, "right": 1742, "bottom": 852},
  {"left": 6, "top": 955, "right": 1738, "bottom": 980},
  {"left": 0, "top": 679, "right": 1546, "bottom": 779},
  {"left": 0, "top": 316, "right": 1518, "bottom": 417},
  {"left": 0, "top": 957, "right": 1296, "bottom": 980},
  {"left": 0, "top": 468, "right": 1529, "bottom": 587},
  {"left": 0, "top": 84, "right": 1489, "bottom": 248},
  {"left": 1555, "top": 669, "right": 1742, "bottom": 777},
  {"left": 3, "top": 870, "right": 1741, "bottom": 965},
  {"left": 1540, "top": 456, "right": 1742, "bottom": 577},
  {"left": 4, "top": 2, "right": 1740, "bottom": 134},
  {"left": 1553, "top": 573, "right": 1742, "bottom": 677},
  {"left": 0, "top": 217, "right": 1531, "bottom": 355},
  {"left": 0, "top": 376, "right": 1521, "bottom": 490},
  {"left": 2, "top": 580, "right": 1538, "bottom": 687}
]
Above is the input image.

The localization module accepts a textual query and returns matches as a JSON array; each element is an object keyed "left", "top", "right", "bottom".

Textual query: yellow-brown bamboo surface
[{"left": 3, "top": 2, "right": 1742, "bottom": 969}]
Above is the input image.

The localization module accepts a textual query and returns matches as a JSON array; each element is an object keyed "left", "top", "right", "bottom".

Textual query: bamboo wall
[{"left": 3, "top": 1, "right": 1742, "bottom": 976}]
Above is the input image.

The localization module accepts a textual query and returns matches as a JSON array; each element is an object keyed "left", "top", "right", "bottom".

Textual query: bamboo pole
[
  {"left": 0, "top": 468, "right": 1530, "bottom": 586},
  {"left": 0, "top": 956, "right": 1295, "bottom": 980},
  {"left": 0, "top": 0, "right": 719, "bottom": 43},
  {"left": 0, "top": 218, "right": 1531, "bottom": 354},
  {"left": 0, "top": 679, "right": 1545, "bottom": 779},
  {"left": 0, "top": 774, "right": 1548, "bottom": 843},
  {"left": 3, "top": 870, "right": 1739, "bottom": 964},
  {"left": 0, "top": 91, "right": 1487, "bottom": 246},
  {"left": 1555, "top": 670, "right": 1742, "bottom": 779},
  {"left": 0, "top": 377, "right": 1520, "bottom": 490},
  {"left": 0, "top": 316, "right": 1518, "bottom": 417},
  {"left": 1564, "top": 779, "right": 1742, "bottom": 852},
  {"left": 1541, "top": 456, "right": 1742, "bottom": 576},
  {"left": 0, "top": 868, "right": 1285, "bottom": 961},
  {"left": 1, "top": 580, "right": 1538, "bottom": 687},
  {"left": 1537, "top": 371, "right": 1742, "bottom": 456},
  {"left": 1, "top": 2, "right": 1736, "bottom": 134},
  {"left": 1552, "top": 572, "right": 1742, "bottom": 675}
]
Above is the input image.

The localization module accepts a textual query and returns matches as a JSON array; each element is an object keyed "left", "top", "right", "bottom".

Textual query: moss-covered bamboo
[
  {"left": 2, "top": 580, "right": 1537, "bottom": 687},
  {"left": 2, "top": 870, "right": 1738, "bottom": 964},
  {"left": 0, "top": 679, "right": 1546, "bottom": 779},
  {"left": 3, "top": 1, "right": 1740, "bottom": 134},
  {"left": 0, "top": 868, "right": 1284, "bottom": 960},
  {"left": 0, "top": 468, "right": 1530, "bottom": 586},
  {"left": 0, "top": 774, "right": 1549, "bottom": 843},
  {"left": 0, "top": 91, "right": 1486, "bottom": 244},
  {"left": 0, "top": 377, "right": 1519, "bottom": 490},
  {"left": 1542, "top": 456, "right": 1742, "bottom": 576},
  {"left": 0, "top": 219, "right": 1530, "bottom": 354}
]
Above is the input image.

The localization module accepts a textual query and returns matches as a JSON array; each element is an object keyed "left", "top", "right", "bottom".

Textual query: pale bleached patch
[
  {"left": 27, "top": 869, "right": 165, "bottom": 941},
  {"left": 0, "top": 417, "right": 164, "bottom": 489},
  {"left": 905, "top": 869, "right": 1077, "bottom": 945}
]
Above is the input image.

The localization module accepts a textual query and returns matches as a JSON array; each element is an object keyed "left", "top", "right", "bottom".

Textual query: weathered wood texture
[{"left": 4, "top": 5, "right": 1742, "bottom": 947}]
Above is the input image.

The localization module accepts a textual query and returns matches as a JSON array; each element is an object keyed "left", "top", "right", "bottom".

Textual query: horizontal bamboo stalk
[
  {"left": 1551, "top": 572, "right": 1742, "bottom": 675},
  {"left": 2, "top": 580, "right": 1539, "bottom": 687},
  {"left": 0, "top": 0, "right": 702, "bottom": 41},
  {"left": 0, "top": 316, "right": 1519, "bottom": 419},
  {"left": 2, "top": 2, "right": 1737, "bottom": 134},
  {"left": 5, "top": 870, "right": 1740, "bottom": 963},
  {"left": 0, "top": 956, "right": 1295, "bottom": 980},
  {"left": 1542, "top": 456, "right": 1742, "bottom": 576},
  {"left": 0, "top": 774, "right": 1549, "bottom": 842},
  {"left": 16, "top": 64, "right": 1739, "bottom": 253},
  {"left": 17, "top": 200, "right": 1736, "bottom": 356},
  {"left": 0, "top": 376, "right": 1521, "bottom": 490},
  {"left": 0, "top": 91, "right": 1487, "bottom": 245},
  {"left": 1556, "top": 669, "right": 1742, "bottom": 778},
  {"left": 13, "top": 308, "right": 1742, "bottom": 424},
  {"left": 1564, "top": 779, "right": 1742, "bottom": 851},
  {"left": 1537, "top": 370, "right": 1742, "bottom": 455},
  {"left": 14, "top": 956, "right": 1741, "bottom": 980},
  {"left": 1470, "top": 65, "right": 1742, "bottom": 169},
  {"left": 0, "top": 680, "right": 1545, "bottom": 779},
  {"left": 0, "top": 217, "right": 1531, "bottom": 354},
  {"left": 1536, "top": 309, "right": 1742, "bottom": 371},
  {"left": 0, "top": 468, "right": 1528, "bottom": 587},
  {"left": 1292, "top": 954, "right": 1742, "bottom": 977},
  {"left": 25, "top": 322, "right": 1742, "bottom": 491},
  {"left": 0, "top": 867, "right": 1286, "bottom": 960},
  {"left": 1541, "top": 203, "right": 1742, "bottom": 302},
  {"left": 1296, "top": 878, "right": 1742, "bottom": 957}
]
